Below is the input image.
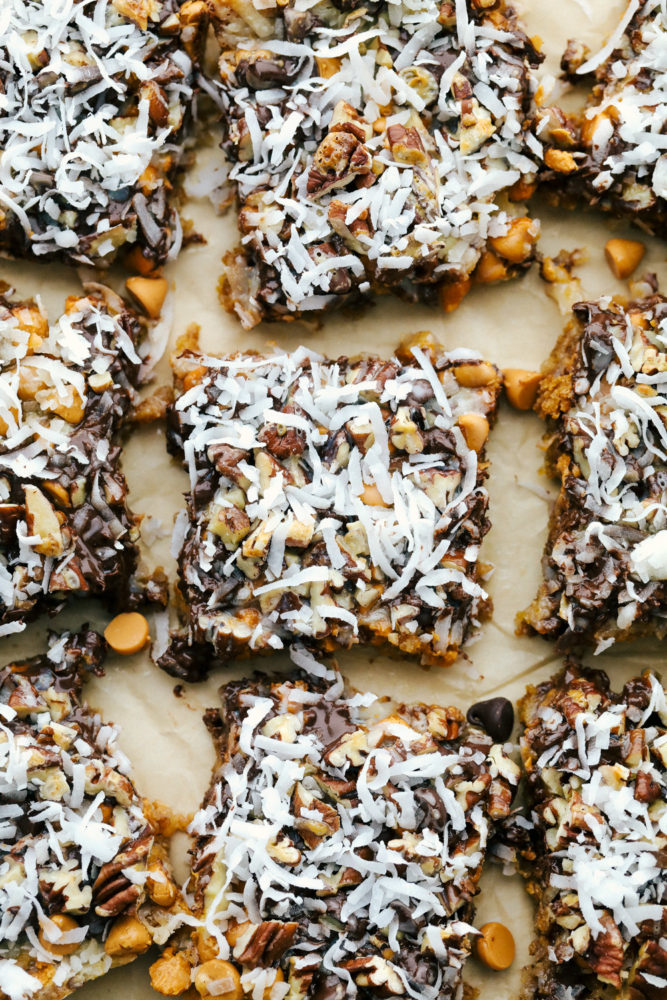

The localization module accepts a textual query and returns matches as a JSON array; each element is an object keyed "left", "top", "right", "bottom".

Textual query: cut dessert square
[
  {"left": 0, "top": 0, "right": 206, "bottom": 269},
  {"left": 157, "top": 648, "right": 520, "bottom": 1000},
  {"left": 159, "top": 332, "right": 502, "bottom": 679},
  {"left": 518, "top": 664, "right": 667, "bottom": 999},
  {"left": 0, "top": 630, "right": 185, "bottom": 1000},
  {"left": 543, "top": 0, "right": 667, "bottom": 236},
  {"left": 211, "top": 0, "right": 544, "bottom": 328},
  {"left": 518, "top": 290, "right": 667, "bottom": 648},
  {"left": 0, "top": 284, "right": 161, "bottom": 635}
]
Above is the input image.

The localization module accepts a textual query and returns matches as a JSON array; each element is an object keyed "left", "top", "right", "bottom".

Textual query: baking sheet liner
[{"left": 1, "top": 0, "right": 664, "bottom": 996}]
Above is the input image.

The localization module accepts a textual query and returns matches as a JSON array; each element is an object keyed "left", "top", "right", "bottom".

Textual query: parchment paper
[{"left": 2, "top": 1, "right": 665, "bottom": 995}]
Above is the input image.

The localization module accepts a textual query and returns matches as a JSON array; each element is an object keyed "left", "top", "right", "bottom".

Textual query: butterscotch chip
[
  {"left": 177, "top": 657, "right": 520, "bottom": 1000},
  {"left": 604, "top": 237, "right": 645, "bottom": 279},
  {"left": 544, "top": 148, "right": 578, "bottom": 173},
  {"left": 439, "top": 278, "right": 471, "bottom": 313},
  {"left": 489, "top": 217, "right": 539, "bottom": 264},
  {"left": 474, "top": 922, "right": 515, "bottom": 970},
  {"left": 503, "top": 368, "right": 542, "bottom": 410},
  {"left": 104, "top": 915, "right": 152, "bottom": 957},
  {"left": 458, "top": 413, "right": 490, "bottom": 452},
  {"left": 194, "top": 960, "right": 241, "bottom": 999},
  {"left": 475, "top": 250, "right": 509, "bottom": 284},
  {"left": 126, "top": 276, "right": 169, "bottom": 319},
  {"left": 104, "top": 612, "right": 150, "bottom": 655},
  {"left": 150, "top": 952, "right": 193, "bottom": 996},
  {"left": 38, "top": 915, "right": 80, "bottom": 957},
  {"left": 158, "top": 339, "right": 502, "bottom": 677}
]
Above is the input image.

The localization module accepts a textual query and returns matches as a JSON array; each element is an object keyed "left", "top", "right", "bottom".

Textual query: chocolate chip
[{"left": 466, "top": 697, "right": 514, "bottom": 742}]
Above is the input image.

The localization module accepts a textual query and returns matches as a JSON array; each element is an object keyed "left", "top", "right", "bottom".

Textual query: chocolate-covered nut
[{"left": 466, "top": 697, "right": 514, "bottom": 741}]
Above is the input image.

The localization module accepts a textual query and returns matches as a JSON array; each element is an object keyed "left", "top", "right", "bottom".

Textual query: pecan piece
[
  {"left": 387, "top": 123, "right": 428, "bottom": 167},
  {"left": 234, "top": 920, "right": 298, "bottom": 966},
  {"left": 293, "top": 782, "right": 340, "bottom": 848},
  {"left": 586, "top": 913, "right": 624, "bottom": 989},
  {"left": 258, "top": 404, "right": 306, "bottom": 458},
  {"left": 634, "top": 767, "right": 662, "bottom": 804},
  {"left": 307, "top": 112, "right": 372, "bottom": 199},
  {"left": 92, "top": 829, "right": 152, "bottom": 917}
]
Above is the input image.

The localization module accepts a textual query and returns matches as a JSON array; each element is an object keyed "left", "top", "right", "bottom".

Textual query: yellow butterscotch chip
[
  {"left": 150, "top": 951, "right": 192, "bottom": 996},
  {"left": 473, "top": 921, "right": 515, "bottom": 971},
  {"left": 489, "top": 217, "right": 538, "bottom": 264},
  {"left": 194, "top": 959, "right": 242, "bottom": 999},
  {"left": 360, "top": 483, "right": 391, "bottom": 507},
  {"left": 453, "top": 362, "right": 497, "bottom": 388},
  {"left": 104, "top": 612, "right": 150, "bottom": 655},
  {"left": 38, "top": 914, "right": 80, "bottom": 956},
  {"left": 458, "top": 413, "right": 489, "bottom": 452},
  {"left": 604, "top": 238, "right": 645, "bottom": 280},
  {"left": 503, "top": 368, "right": 542, "bottom": 411},
  {"left": 104, "top": 915, "right": 151, "bottom": 957},
  {"left": 126, "top": 275, "right": 168, "bottom": 318}
]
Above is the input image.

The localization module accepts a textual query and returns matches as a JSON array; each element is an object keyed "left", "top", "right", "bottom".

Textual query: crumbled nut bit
[
  {"left": 0, "top": 1, "right": 205, "bottom": 267},
  {"left": 0, "top": 632, "right": 182, "bottom": 995},
  {"left": 544, "top": 148, "right": 578, "bottom": 174},
  {"left": 519, "top": 290, "right": 667, "bottom": 646},
  {"left": 174, "top": 653, "right": 520, "bottom": 1000},
  {"left": 0, "top": 285, "right": 163, "bottom": 626},
  {"left": 211, "top": 0, "right": 544, "bottom": 327},
  {"left": 518, "top": 665, "right": 667, "bottom": 997},
  {"left": 159, "top": 340, "right": 502, "bottom": 677}
]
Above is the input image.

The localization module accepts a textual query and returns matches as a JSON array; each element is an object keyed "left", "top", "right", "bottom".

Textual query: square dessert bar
[
  {"left": 212, "top": 0, "right": 544, "bottom": 328},
  {"left": 0, "top": 285, "right": 158, "bottom": 635},
  {"left": 544, "top": 0, "right": 667, "bottom": 235},
  {"left": 518, "top": 664, "right": 667, "bottom": 999},
  {"left": 519, "top": 291, "right": 667, "bottom": 648},
  {"left": 169, "top": 651, "right": 520, "bottom": 1000},
  {"left": 0, "top": 630, "right": 183, "bottom": 1000},
  {"left": 0, "top": 0, "right": 206, "bottom": 269},
  {"left": 159, "top": 333, "right": 502, "bottom": 679}
]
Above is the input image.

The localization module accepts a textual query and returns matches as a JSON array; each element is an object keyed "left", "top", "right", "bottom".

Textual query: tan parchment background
[{"left": 2, "top": 1, "right": 666, "bottom": 996}]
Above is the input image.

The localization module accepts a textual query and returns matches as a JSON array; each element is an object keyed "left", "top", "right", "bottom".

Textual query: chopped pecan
[
  {"left": 206, "top": 443, "right": 248, "bottom": 483},
  {"left": 92, "top": 829, "right": 152, "bottom": 917},
  {"left": 234, "top": 920, "right": 298, "bottom": 966},
  {"left": 634, "top": 767, "right": 662, "bottom": 804},
  {"left": 585, "top": 913, "right": 624, "bottom": 989},
  {"left": 258, "top": 404, "right": 306, "bottom": 458},
  {"left": 307, "top": 130, "right": 372, "bottom": 199},
  {"left": 293, "top": 782, "right": 340, "bottom": 848},
  {"left": 387, "top": 123, "right": 428, "bottom": 167},
  {"left": 343, "top": 955, "right": 405, "bottom": 996}
]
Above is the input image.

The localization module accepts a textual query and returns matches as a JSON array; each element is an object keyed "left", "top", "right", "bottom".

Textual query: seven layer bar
[
  {"left": 0, "top": 285, "right": 161, "bottom": 636},
  {"left": 0, "top": 631, "right": 184, "bottom": 1000},
  {"left": 159, "top": 332, "right": 502, "bottom": 679},
  {"left": 158, "top": 647, "right": 520, "bottom": 1000},
  {"left": 519, "top": 290, "right": 667, "bottom": 648},
  {"left": 543, "top": 0, "right": 667, "bottom": 237},
  {"left": 212, "top": 0, "right": 544, "bottom": 328},
  {"left": 518, "top": 664, "right": 667, "bottom": 999},
  {"left": 0, "top": 0, "right": 206, "bottom": 269}
]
